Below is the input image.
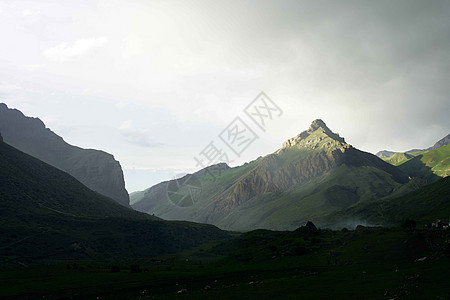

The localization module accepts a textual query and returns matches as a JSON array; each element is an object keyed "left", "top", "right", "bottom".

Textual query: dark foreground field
[{"left": 1, "top": 226, "right": 449, "bottom": 299}]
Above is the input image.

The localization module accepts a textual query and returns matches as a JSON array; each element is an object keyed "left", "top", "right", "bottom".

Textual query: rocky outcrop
[
  {"left": 431, "top": 133, "right": 450, "bottom": 150},
  {"left": 282, "top": 119, "right": 345, "bottom": 150},
  {"left": 0, "top": 103, "right": 130, "bottom": 207},
  {"left": 220, "top": 150, "right": 342, "bottom": 209},
  {"left": 210, "top": 143, "right": 408, "bottom": 215},
  {"left": 375, "top": 150, "right": 397, "bottom": 158}
]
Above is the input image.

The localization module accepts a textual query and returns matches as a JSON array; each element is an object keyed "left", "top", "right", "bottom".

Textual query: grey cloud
[
  {"left": 120, "top": 130, "right": 163, "bottom": 148},
  {"left": 119, "top": 120, "right": 163, "bottom": 148}
]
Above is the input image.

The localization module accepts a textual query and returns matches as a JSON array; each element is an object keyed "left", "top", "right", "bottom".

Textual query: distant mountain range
[
  {"left": 131, "top": 119, "right": 424, "bottom": 231},
  {"left": 0, "top": 103, "right": 130, "bottom": 207},
  {"left": 376, "top": 134, "right": 450, "bottom": 181},
  {"left": 396, "top": 145, "right": 450, "bottom": 180},
  {"left": 375, "top": 133, "right": 450, "bottom": 158},
  {"left": 1, "top": 101, "right": 448, "bottom": 235},
  {"left": 0, "top": 132, "right": 228, "bottom": 266}
]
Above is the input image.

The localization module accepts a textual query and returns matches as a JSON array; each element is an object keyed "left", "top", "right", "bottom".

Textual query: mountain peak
[
  {"left": 309, "top": 119, "right": 328, "bottom": 131},
  {"left": 280, "top": 119, "right": 347, "bottom": 151}
]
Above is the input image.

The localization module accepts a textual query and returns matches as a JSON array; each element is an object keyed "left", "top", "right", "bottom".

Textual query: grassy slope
[
  {"left": 399, "top": 145, "right": 450, "bottom": 179},
  {"left": 0, "top": 140, "right": 144, "bottom": 219},
  {"left": 132, "top": 129, "right": 409, "bottom": 231},
  {"left": 325, "top": 176, "right": 450, "bottom": 227},
  {"left": 382, "top": 152, "right": 414, "bottom": 166},
  {"left": 1, "top": 227, "right": 449, "bottom": 299},
  {"left": 132, "top": 162, "right": 405, "bottom": 231},
  {"left": 211, "top": 164, "right": 409, "bottom": 231},
  {"left": 380, "top": 145, "right": 450, "bottom": 182},
  {"left": 0, "top": 140, "right": 229, "bottom": 266},
  {"left": 131, "top": 160, "right": 260, "bottom": 220}
]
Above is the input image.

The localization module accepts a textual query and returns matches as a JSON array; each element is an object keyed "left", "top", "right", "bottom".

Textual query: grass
[
  {"left": 200, "top": 164, "right": 407, "bottom": 230},
  {"left": 1, "top": 227, "right": 449, "bottom": 299},
  {"left": 398, "top": 145, "right": 450, "bottom": 180},
  {"left": 325, "top": 176, "right": 450, "bottom": 227},
  {"left": 382, "top": 152, "right": 414, "bottom": 166}
]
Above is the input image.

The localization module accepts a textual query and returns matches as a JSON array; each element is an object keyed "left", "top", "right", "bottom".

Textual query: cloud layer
[
  {"left": 0, "top": 0, "right": 449, "bottom": 191},
  {"left": 43, "top": 37, "right": 108, "bottom": 61}
]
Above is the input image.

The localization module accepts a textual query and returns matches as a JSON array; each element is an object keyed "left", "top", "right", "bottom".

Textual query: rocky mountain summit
[
  {"left": 281, "top": 119, "right": 346, "bottom": 150},
  {"left": 132, "top": 119, "right": 409, "bottom": 231},
  {"left": 0, "top": 103, "right": 130, "bottom": 207}
]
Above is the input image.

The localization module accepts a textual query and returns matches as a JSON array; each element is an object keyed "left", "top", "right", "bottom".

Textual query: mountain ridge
[
  {"left": 0, "top": 136, "right": 147, "bottom": 219},
  {"left": 0, "top": 137, "right": 229, "bottom": 264},
  {"left": 132, "top": 120, "right": 410, "bottom": 230},
  {"left": 375, "top": 132, "right": 450, "bottom": 158},
  {"left": 0, "top": 103, "right": 130, "bottom": 207},
  {"left": 280, "top": 119, "right": 346, "bottom": 150}
]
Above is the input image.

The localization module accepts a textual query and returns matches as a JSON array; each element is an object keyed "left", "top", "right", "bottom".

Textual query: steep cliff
[{"left": 0, "top": 103, "right": 130, "bottom": 207}]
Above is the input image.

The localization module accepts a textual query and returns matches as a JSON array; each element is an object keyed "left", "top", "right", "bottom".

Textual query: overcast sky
[{"left": 1, "top": 0, "right": 449, "bottom": 192}]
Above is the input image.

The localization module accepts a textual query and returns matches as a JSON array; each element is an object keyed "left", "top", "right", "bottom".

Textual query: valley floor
[{"left": 1, "top": 227, "right": 449, "bottom": 299}]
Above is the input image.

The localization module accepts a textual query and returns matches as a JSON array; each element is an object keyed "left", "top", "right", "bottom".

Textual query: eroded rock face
[
  {"left": 206, "top": 119, "right": 407, "bottom": 216},
  {"left": 281, "top": 119, "right": 346, "bottom": 151},
  {"left": 431, "top": 133, "right": 450, "bottom": 150},
  {"left": 211, "top": 147, "right": 349, "bottom": 214},
  {"left": 0, "top": 103, "right": 130, "bottom": 207}
]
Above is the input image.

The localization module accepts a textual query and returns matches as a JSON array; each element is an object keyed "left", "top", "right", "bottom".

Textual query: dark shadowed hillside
[
  {"left": 0, "top": 103, "right": 130, "bottom": 207},
  {"left": 0, "top": 135, "right": 229, "bottom": 266}
]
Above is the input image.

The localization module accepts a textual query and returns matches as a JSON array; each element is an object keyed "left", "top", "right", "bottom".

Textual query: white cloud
[
  {"left": 120, "top": 120, "right": 133, "bottom": 130},
  {"left": 1, "top": 0, "right": 449, "bottom": 191},
  {"left": 123, "top": 34, "right": 143, "bottom": 58},
  {"left": 43, "top": 37, "right": 108, "bottom": 61},
  {"left": 116, "top": 101, "right": 129, "bottom": 109},
  {"left": 22, "top": 9, "right": 40, "bottom": 17},
  {"left": 0, "top": 82, "right": 20, "bottom": 92},
  {"left": 119, "top": 120, "right": 162, "bottom": 148},
  {"left": 19, "top": 64, "right": 43, "bottom": 71}
]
